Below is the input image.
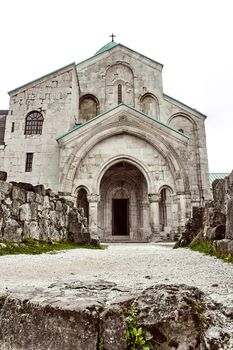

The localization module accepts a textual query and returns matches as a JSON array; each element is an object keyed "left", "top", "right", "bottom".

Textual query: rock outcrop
[
  {"left": 0, "top": 281, "right": 232, "bottom": 350},
  {"left": 0, "top": 180, "right": 89, "bottom": 244},
  {"left": 177, "top": 170, "right": 233, "bottom": 257}
]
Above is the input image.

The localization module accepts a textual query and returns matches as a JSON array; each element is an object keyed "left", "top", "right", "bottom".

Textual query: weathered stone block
[
  {"left": 4, "top": 219, "right": 22, "bottom": 242},
  {"left": 206, "top": 224, "right": 225, "bottom": 240},
  {"left": 17, "top": 182, "right": 35, "bottom": 192},
  {"left": 43, "top": 196, "right": 50, "bottom": 209},
  {"left": 0, "top": 191, "right": 5, "bottom": 201},
  {"left": 213, "top": 239, "right": 233, "bottom": 257},
  {"left": 0, "top": 297, "right": 99, "bottom": 350},
  {"left": 35, "top": 193, "right": 44, "bottom": 205},
  {"left": 0, "top": 180, "right": 12, "bottom": 195},
  {"left": 226, "top": 198, "right": 233, "bottom": 239},
  {"left": 0, "top": 171, "right": 7, "bottom": 181},
  {"left": 24, "top": 221, "right": 40, "bottom": 240},
  {"left": 26, "top": 191, "right": 36, "bottom": 203},
  {"left": 19, "top": 203, "right": 31, "bottom": 222},
  {"left": 12, "top": 186, "right": 26, "bottom": 203},
  {"left": 34, "top": 184, "right": 46, "bottom": 196},
  {"left": 55, "top": 200, "right": 63, "bottom": 211},
  {"left": 38, "top": 218, "right": 50, "bottom": 241}
]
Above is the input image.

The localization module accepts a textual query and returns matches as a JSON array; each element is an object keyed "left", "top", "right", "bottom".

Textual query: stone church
[{"left": 0, "top": 39, "right": 211, "bottom": 242}]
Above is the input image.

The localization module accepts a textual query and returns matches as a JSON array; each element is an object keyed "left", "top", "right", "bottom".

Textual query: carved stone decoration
[
  {"left": 118, "top": 115, "right": 127, "bottom": 122},
  {"left": 148, "top": 193, "right": 160, "bottom": 203}
]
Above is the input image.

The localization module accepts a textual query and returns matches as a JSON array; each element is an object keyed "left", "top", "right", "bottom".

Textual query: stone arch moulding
[
  {"left": 61, "top": 124, "right": 189, "bottom": 194},
  {"left": 158, "top": 185, "right": 174, "bottom": 194},
  {"left": 140, "top": 93, "right": 160, "bottom": 119},
  {"left": 167, "top": 112, "right": 197, "bottom": 130},
  {"left": 95, "top": 155, "right": 152, "bottom": 195},
  {"left": 73, "top": 185, "right": 90, "bottom": 196},
  {"left": 105, "top": 62, "right": 135, "bottom": 80}
]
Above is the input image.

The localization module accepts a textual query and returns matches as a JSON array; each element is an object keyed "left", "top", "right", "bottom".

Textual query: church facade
[{"left": 0, "top": 41, "right": 211, "bottom": 241}]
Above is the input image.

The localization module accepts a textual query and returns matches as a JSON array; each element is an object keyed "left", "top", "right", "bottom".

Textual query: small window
[
  {"left": 25, "top": 111, "right": 44, "bottom": 135},
  {"left": 11, "top": 122, "right": 15, "bottom": 133},
  {"left": 25, "top": 153, "right": 33, "bottom": 172},
  {"left": 118, "top": 84, "right": 122, "bottom": 104}
]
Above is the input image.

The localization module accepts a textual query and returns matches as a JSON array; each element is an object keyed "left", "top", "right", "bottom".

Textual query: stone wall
[
  {"left": 177, "top": 170, "right": 233, "bottom": 256},
  {"left": 0, "top": 179, "right": 90, "bottom": 244},
  {"left": 2, "top": 64, "right": 79, "bottom": 191}
]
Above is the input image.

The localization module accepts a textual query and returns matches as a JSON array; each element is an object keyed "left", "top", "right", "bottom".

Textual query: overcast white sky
[{"left": 0, "top": 0, "right": 232, "bottom": 173}]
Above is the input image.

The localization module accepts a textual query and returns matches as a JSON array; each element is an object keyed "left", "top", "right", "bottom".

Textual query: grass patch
[
  {"left": 190, "top": 241, "right": 233, "bottom": 263},
  {"left": 0, "top": 238, "right": 107, "bottom": 256}
]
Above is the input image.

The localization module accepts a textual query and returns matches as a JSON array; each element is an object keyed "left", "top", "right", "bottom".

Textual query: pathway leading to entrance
[{"left": 0, "top": 243, "right": 232, "bottom": 307}]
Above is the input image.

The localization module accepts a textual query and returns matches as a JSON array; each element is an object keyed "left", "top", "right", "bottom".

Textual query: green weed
[{"left": 0, "top": 239, "right": 106, "bottom": 256}]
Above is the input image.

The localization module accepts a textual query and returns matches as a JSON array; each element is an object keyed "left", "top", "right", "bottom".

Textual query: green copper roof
[
  {"left": 95, "top": 41, "right": 118, "bottom": 55},
  {"left": 56, "top": 103, "right": 189, "bottom": 141},
  {"left": 209, "top": 173, "right": 230, "bottom": 185}
]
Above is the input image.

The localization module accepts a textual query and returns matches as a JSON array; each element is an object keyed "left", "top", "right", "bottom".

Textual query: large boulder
[
  {"left": 3, "top": 218, "right": 22, "bottom": 242},
  {"left": 0, "top": 283, "right": 232, "bottom": 350}
]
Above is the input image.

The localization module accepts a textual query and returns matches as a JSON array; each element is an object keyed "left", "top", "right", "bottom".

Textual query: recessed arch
[
  {"left": 96, "top": 156, "right": 151, "bottom": 195},
  {"left": 159, "top": 185, "right": 174, "bottom": 232},
  {"left": 79, "top": 94, "right": 99, "bottom": 122},
  {"left": 105, "top": 63, "right": 135, "bottom": 108},
  {"left": 75, "top": 186, "right": 89, "bottom": 221},
  {"left": 140, "top": 93, "right": 160, "bottom": 119}
]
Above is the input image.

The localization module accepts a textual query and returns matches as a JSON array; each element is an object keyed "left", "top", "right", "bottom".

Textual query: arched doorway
[{"left": 98, "top": 161, "right": 150, "bottom": 241}]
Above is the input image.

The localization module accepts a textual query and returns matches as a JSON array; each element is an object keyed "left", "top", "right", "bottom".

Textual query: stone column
[
  {"left": 87, "top": 194, "right": 100, "bottom": 242},
  {"left": 141, "top": 200, "right": 150, "bottom": 227},
  {"left": 148, "top": 194, "right": 160, "bottom": 237}
]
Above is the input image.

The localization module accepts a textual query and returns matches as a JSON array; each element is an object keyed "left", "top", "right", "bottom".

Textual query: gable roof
[
  {"left": 164, "top": 94, "right": 207, "bottom": 119},
  {"left": 8, "top": 62, "right": 77, "bottom": 95},
  {"left": 77, "top": 42, "right": 163, "bottom": 68},
  {"left": 56, "top": 103, "right": 189, "bottom": 141}
]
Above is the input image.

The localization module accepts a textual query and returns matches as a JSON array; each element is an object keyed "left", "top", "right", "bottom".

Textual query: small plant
[
  {"left": 125, "top": 303, "right": 152, "bottom": 350},
  {"left": 190, "top": 241, "right": 233, "bottom": 264},
  {"left": 98, "top": 336, "right": 104, "bottom": 350}
]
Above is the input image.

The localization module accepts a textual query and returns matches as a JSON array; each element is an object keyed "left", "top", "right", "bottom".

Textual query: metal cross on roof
[{"left": 109, "top": 33, "right": 116, "bottom": 42}]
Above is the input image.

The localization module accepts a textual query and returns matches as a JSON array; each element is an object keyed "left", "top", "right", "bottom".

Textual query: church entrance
[
  {"left": 98, "top": 161, "right": 150, "bottom": 241},
  {"left": 112, "top": 198, "right": 129, "bottom": 235}
]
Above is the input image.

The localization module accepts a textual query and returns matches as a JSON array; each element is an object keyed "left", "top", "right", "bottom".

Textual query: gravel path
[{"left": 0, "top": 243, "right": 232, "bottom": 306}]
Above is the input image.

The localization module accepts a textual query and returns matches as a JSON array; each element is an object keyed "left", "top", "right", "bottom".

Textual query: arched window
[
  {"left": 25, "top": 111, "right": 44, "bottom": 135},
  {"left": 118, "top": 84, "right": 122, "bottom": 104}
]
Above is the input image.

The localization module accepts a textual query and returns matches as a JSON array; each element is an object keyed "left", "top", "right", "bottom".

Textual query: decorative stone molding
[
  {"left": 148, "top": 193, "right": 160, "bottom": 203},
  {"left": 87, "top": 194, "right": 100, "bottom": 203}
]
